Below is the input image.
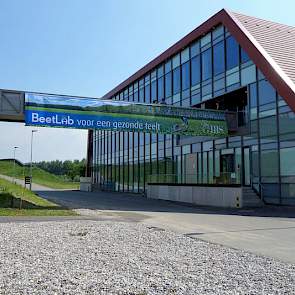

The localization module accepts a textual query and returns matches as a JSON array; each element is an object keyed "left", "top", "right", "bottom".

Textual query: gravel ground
[{"left": 0, "top": 221, "right": 294, "bottom": 295}]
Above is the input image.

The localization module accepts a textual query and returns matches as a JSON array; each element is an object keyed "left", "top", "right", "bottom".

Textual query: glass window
[
  {"left": 259, "top": 116, "right": 277, "bottom": 138},
  {"left": 165, "top": 60, "right": 171, "bottom": 73},
  {"left": 151, "top": 80, "right": 157, "bottom": 102},
  {"left": 172, "top": 54, "right": 180, "bottom": 69},
  {"left": 241, "top": 64, "right": 256, "bottom": 86},
  {"left": 226, "top": 36, "right": 239, "bottom": 70},
  {"left": 249, "top": 82, "right": 257, "bottom": 120},
  {"left": 202, "top": 48, "right": 212, "bottom": 80},
  {"left": 158, "top": 77, "right": 164, "bottom": 101},
  {"left": 173, "top": 67, "right": 181, "bottom": 94},
  {"left": 144, "top": 74, "right": 150, "bottom": 84},
  {"left": 190, "top": 41, "right": 200, "bottom": 57},
  {"left": 144, "top": 84, "right": 151, "bottom": 103},
  {"left": 241, "top": 47, "right": 250, "bottom": 63},
  {"left": 124, "top": 89, "right": 128, "bottom": 100},
  {"left": 212, "top": 25, "right": 224, "bottom": 39},
  {"left": 201, "top": 32, "right": 211, "bottom": 47},
  {"left": 181, "top": 48, "right": 190, "bottom": 63},
  {"left": 139, "top": 87, "right": 144, "bottom": 102},
  {"left": 280, "top": 147, "right": 295, "bottom": 176},
  {"left": 165, "top": 72, "right": 172, "bottom": 98},
  {"left": 261, "top": 148, "right": 279, "bottom": 178},
  {"left": 249, "top": 83, "right": 257, "bottom": 108},
  {"left": 181, "top": 61, "right": 190, "bottom": 90},
  {"left": 133, "top": 89, "right": 139, "bottom": 102},
  {"left": 226, "top": 72, "right": 239, "bottom": 87},
  {"left": 157, "top": 65, "right": 164, "bottom": 77},
  {"left": 213, "top": 41, "right": 225, "bottom": 75},
  {"left": 258, "top": 79, "right": 276, "bottom": 105},
  {"left": 191, "top": 55, "right": 201, "bottom": 85},
  {"left": 214, "top": 78, "right": 225, "bottom": 92}
]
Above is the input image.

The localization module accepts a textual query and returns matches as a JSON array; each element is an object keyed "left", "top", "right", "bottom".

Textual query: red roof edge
[
  {"left": 103, "top": 9, "right": 228, "bottom": 99},
  {"left": 103, "top": 8, "right": 295, "bottom": 113}
]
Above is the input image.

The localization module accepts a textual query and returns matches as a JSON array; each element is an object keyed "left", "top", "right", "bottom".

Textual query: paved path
[
  {"left": 0, "top": 174, "right": 54, "bottom": 191},
  {"left": 34, "top": 189, "right": 295, "bottom": 264}
]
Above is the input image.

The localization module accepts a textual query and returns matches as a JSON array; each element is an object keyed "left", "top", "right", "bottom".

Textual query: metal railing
[{"left": 147, "top": 172, "right": 241, "bottom": 185}]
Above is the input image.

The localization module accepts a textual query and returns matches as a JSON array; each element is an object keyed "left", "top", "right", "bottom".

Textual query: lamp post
[
  {"left": 13, "top": 146, "right": 19, "bottom": 184},
  {"left": 30, "top": 130, "right": 38, "bottom": 190}
]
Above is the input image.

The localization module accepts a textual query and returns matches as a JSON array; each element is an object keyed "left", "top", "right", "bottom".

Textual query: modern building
[{"left": 87, "top": 9, "right": 295, "bottom": 205}]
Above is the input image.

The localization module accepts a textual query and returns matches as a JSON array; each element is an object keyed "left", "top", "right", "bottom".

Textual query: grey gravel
[{"left": 0, "top": 221, "right": 294, "bottom": 295}]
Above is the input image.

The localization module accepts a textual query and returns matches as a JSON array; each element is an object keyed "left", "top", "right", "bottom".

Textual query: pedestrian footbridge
[{"left": 0, "top": 89, "right": 24, "bottom": 122}]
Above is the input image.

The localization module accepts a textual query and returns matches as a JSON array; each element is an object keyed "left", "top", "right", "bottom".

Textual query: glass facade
[{"left": 91, "top": 25, "right": 295, "bottom": 205}]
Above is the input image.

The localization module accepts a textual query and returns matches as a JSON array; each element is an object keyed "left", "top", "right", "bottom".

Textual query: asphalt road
[
  {"left": 0, "top": 174, "right": 54, "bottom": 191},
  {"left": 35, "top": 189, "right": 295, "bottom": 264}
]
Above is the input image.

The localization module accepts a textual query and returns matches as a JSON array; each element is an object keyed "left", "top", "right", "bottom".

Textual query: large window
[
  {"left": 173, "top": 67, "right": 181, "bottom": 94},
  {"left": 226, "top": 36, "right": 239, "bottom": 70},
  {"left": 213, "top": 41, "right": 225, "bottom": 75},
  {"left": 191, "top": 55, "right": 201, "bottom": 85},
  {"left": 165, "top": 72, "right": 172, "bottom": 98},
  {"left": 202, "top": 48, "right": 212, "bottom": 80},
  {"left": 181, "top": 61, "right": 190, "bottom": 90}
]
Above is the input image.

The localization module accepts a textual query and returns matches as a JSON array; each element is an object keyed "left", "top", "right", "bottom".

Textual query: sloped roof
[{"left": 103, "top": 9, "right": 295, "bottom": 111}]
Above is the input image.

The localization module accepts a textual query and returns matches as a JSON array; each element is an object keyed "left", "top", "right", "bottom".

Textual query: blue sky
[{"left": 0, "top": 0, "right": 293, "bottom": 162}]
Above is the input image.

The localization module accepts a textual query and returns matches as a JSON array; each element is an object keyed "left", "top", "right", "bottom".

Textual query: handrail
[{"left": 147, "top": 172, "right": 241, "bottom": 185}]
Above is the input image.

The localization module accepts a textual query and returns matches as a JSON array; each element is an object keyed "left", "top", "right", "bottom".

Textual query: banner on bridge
[{"left": 24, "top": 93, "right": 233, "bottom": 136}]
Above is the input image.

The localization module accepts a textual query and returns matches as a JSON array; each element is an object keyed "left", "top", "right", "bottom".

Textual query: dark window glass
[
  {"left": 213, "top": 41, "right": 225, "bottom": 75},
  {"left": 181, "top": 61, "right": 190, "bottom": 90},
  {"left": 241, "top": 47, "right": 250, "bottom": 63},
  {"left": 259, "top": 80, "right": 276, "bottom": 105},
  {"left": 151, "top": 80, "right": 157, "bottom": 102},
  {"left": 202, "top": 48, "right": 212, "bottom": 80},
  {"left": 226, "top": 36, "right": 239, "bottom": 70},
  {"left": 145, "top": 84, "right": 150, "bottom": 103},
  {"left": 173, "top": 67, "right": 181, "bottom": 94},
  {"left": 191, "top": 55, "right": 201, "bottom": 85},
  {"left": 158, "top": 77, "right": 164, "bottom": 101},
  {"left": 165, "top": 72, "right": 172, "bottom": 98}
]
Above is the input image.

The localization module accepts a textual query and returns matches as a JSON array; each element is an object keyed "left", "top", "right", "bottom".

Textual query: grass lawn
[
  {"left": 0, "top": 161, "right": 79, "bottom": 189},
  {"left": 0, "top": 178, "right": 77, "bottom": 216}
]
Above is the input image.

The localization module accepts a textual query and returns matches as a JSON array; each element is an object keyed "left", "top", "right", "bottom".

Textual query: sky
[{"left": 0, "top": 0, "right": 294, "bottom": 163}]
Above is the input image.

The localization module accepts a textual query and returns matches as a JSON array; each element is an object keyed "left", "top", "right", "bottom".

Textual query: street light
[
  {"left": 29, "top": 130, "right": 38, "bottom": 190},
  {"left": 13, "top": 146, "right": 19, "bottom": 184}
]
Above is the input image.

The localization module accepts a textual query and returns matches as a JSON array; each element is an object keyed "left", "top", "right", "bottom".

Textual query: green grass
[
  {"left": 0, "top": 208, "right": 77, "bottom": 216},
  {"left": 0, "top": 161, "right": 79, "bottom": 189},
  {"left": 0, "top": 178, "right": 77, "bottom": 216}
]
